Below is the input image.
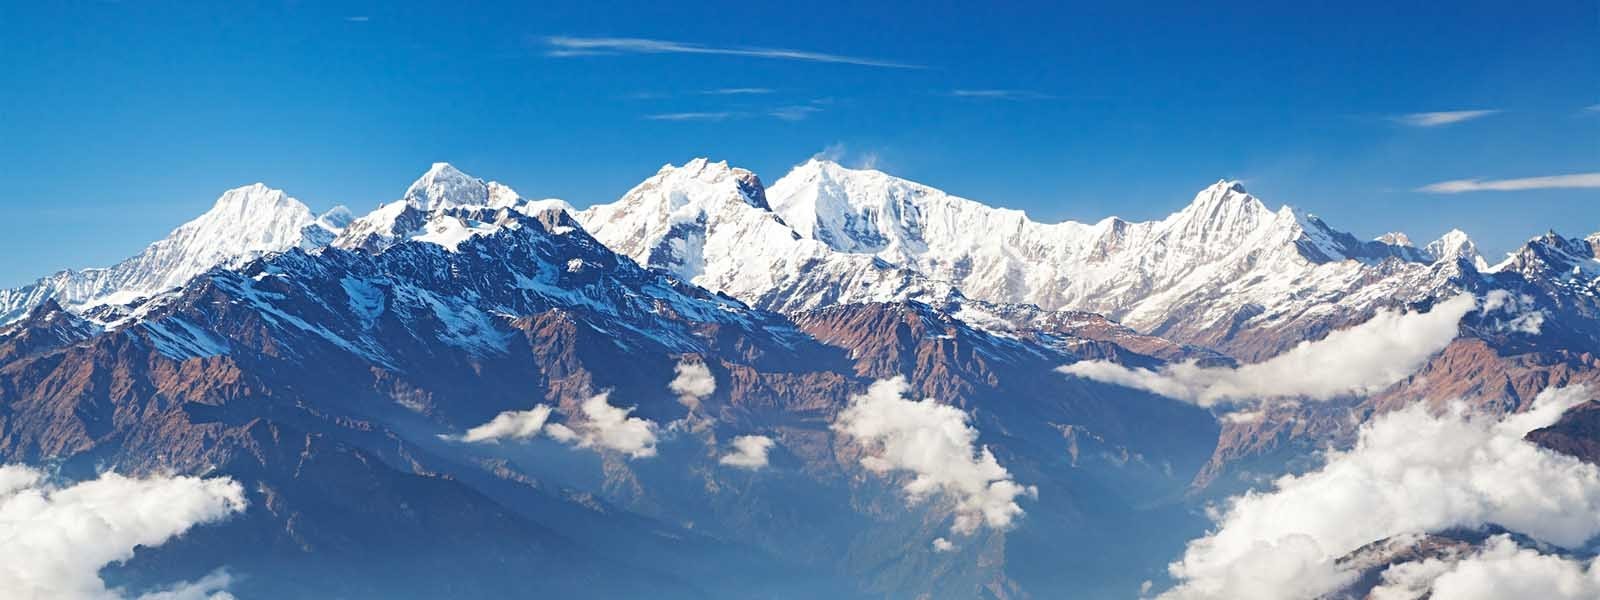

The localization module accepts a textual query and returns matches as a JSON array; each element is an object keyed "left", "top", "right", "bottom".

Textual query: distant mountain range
[{"left": 1, "top": 159, "right": 1596, "bottom": 599}]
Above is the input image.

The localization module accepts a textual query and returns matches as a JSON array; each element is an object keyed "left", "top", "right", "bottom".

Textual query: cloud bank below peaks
[
  {"left": 0, "top": 465, "right": 246, "bottom": 600},
  {"left": 1158, "top": 384, "right": 1600, "bottom": 600},
  {"left": 1059, "top": 294, "right": 1477, "bottom": 406},
  {"left": 832, "top": 377, "right": 1036, "bottom": 542}
]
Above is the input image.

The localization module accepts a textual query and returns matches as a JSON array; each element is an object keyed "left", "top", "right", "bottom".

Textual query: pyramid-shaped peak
[{"left": 405, "top": 162, "right": 489, "bottom": 210}]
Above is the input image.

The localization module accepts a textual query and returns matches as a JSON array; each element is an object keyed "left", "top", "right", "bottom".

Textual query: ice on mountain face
[
  {"left": 1492, "top": 231, "right": 1600, "bottom": 282},
  {"left": 600, "top": 160, "right": 1477, "bottom": 355},
  {"left": 299, "top": 205, "right": 355, "bottom": 249},
  {"left": 573, "top": 158, "right": 948, "bottom": 313},
  {"left": 1425, "top": 229, "right": 1489, "bottom": 271},
  {"left": 515, "top": 198, "right": 577, "bottom": 218},
  {"left": 405, "top": 163, "right": 491, "bottom": 210},
  {"left": 317, "top": 206, "right": 355, "bottom": 230},
  {"left": 1, "top": 183, "right": 322, "bottom": 324},
  {"left": 411, "top": 213, "right": 504, "bottom": 252},
  {"left": 329, "top": 164, "right": 550, "bottom": 255},
  {"left": 332, "top": 200, "right": 427, "bottom": 253}
]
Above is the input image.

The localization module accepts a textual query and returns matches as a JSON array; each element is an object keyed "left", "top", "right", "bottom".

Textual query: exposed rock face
[{"left": 1529, "top": 400, "right": 1600, "bottom": 464}]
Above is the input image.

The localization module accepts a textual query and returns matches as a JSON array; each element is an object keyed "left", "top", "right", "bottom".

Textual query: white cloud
[
  {"left": 0, "top": 465, "right": 246, "bottom": 600},
  {"left": 544, "top": 36, "right": 922, "bottom": 69},
  {"left": 1371, "top": 535, "right": 1600, "bottom": 600},
  {"left": 832, "top": 377, "right": 1037, "bottom": 536},
  {"left": 1394, "top": 110, "right": 1499, "bottom": 127},
  {"left": 131, "top": 572, "right": 236, "bottom": 600},
  {"left": 1480, "top": 289, "right": 1545, "bottom": 335},
  {"left": 932, "top": 537, "right": 955, "bottom": 552},
  {"left": 948, "top": 89, "right": 1053, "bottom": 100},
  {"left": 1158, "top": 385, "right": 1600, "bottom": 600},
  {"left": 451, "top": 399, "right": 657, "bottom": 458},
  {"left": 644, "top": 112, "right": 737, "bottom": 122},
  {"left": 701, "top": 88, "right": 772, "bottom": 95},
  {"left": 545, "top": 393, "right": 660, "bottom": 459},
  {"left": 445, "top": 406, "right": 554, "bottom": 443},
  {"left": 669, "top": 360, "right": 716, "bottom": 410},
  {"left": 1417, "top": 172, "right": 1600, "bottom": 193},
  {"left": 718, "top": 435, "right": 775, "bottom": 470},
  {"left": 769, "top": 105, "right": 823, "bottom": 121},
  {"left": 343, "top": 16, "right": 370, "bottom": 23},
  {"left": 1060, "top": 294, "right": 1475, "bottom": 406}
]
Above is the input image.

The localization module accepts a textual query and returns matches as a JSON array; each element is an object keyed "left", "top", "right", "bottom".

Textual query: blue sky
[{"left": 1, "top": 1, "right": 1596, "bottom": 287}]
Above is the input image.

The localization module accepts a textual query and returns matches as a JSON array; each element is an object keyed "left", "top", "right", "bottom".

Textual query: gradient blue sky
[{"left": 2, "top": 1, "right": 1596, "bottom": 287}]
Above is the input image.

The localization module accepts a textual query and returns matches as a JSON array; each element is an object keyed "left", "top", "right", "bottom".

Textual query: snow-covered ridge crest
[
  {"left": 404, "top": 162, "right": 533, "bottom": 211},
  {"left": 574, "top": 157, "right": 951, "bottom": 310},
  {"left": 582, "top": 157, "right": 1503, "bottom": 357},
  {"left": 335, "top": 163, "right": 573, "bottom": 254},
  {"left": 1, "top": 182, "right": 345, "bottom": 323}
]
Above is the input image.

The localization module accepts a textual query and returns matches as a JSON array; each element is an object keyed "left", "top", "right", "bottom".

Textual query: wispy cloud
[
  {"left": 1393, "top": 109, "right": 1500, "bottom": 127},
  {"left": 769, "top": 105, "right": 822, "bottom": 121},
  {"left": 948, "top": 89, "right": 1054, "bottom": 100},
  {"left": 344, "top": 16, "right": 370, "bottom": 22},
  {"left": 702, "top": 88, "right": 773, "bottom": 95},
  {"left": 1585, "top": 104, "right": 1600, "bottom": 113},
  {"left": 645, "top": 104, "right": 826, "bottom": 123},
  {"left": 545, "top": 36, "right": 922, "bottom": 69},
  {"left": 1418, "top": 172, "right": 1600, "bottom": 193},
  {"left": 644, "top": 111, "right": 738, "bottom": 122}
]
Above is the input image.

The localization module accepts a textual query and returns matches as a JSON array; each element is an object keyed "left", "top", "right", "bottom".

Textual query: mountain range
[{"left": 1, "top": 158, "right": 1597, "bottom": 599}]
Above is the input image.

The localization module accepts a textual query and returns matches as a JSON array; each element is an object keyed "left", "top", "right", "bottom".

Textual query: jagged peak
[
  {"left": 1423, "top": 228, "right": 1488, "bottom": 270},
  {"left": 404, "top": 162, "right": 489, "bottom": 210},
  {"left": 1205, "top": 178, "right": 1248, "bottom": 194},
  {"left": 210, "top": 182, "right": 299, "bottom": 211},
  {"left": 1376, "top": 232, "right": 1414, "bottom": 247},
  {"left": 1166, "top": 179, "right": 1275, "bottom": 244},
  {"left": 639, "top": 158, "right": 767, "bottom": 210}
]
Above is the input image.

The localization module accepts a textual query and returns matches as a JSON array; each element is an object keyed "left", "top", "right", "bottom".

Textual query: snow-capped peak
[
  {"left": 315, "top": 206, "right": 355, "bottom": 231},
  {"left": 405, "top": 162, "right": 491, "bottom": 210},
  {"left": 572, "top": 158, "right": 773, "bottom": 277},
  {"left": 1169, "top": 180, "right": 1271, "bottom": 231},
  {"left": 1377, "top": 232, "right": 1414, "bottom": 247},
  {"left": 1424, "top": 229, "right": 1483, "bottom": 265},
  {"left": 0, "top": 182, "right": 323, "bottom": 322}
]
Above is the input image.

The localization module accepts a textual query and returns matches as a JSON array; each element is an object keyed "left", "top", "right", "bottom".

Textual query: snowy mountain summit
[
  {"left": 0, "top": 183, "right": 345, "bottom": 322},
  {"left": 3, "top": 157, "right": 1591, "bottom": 362}
]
